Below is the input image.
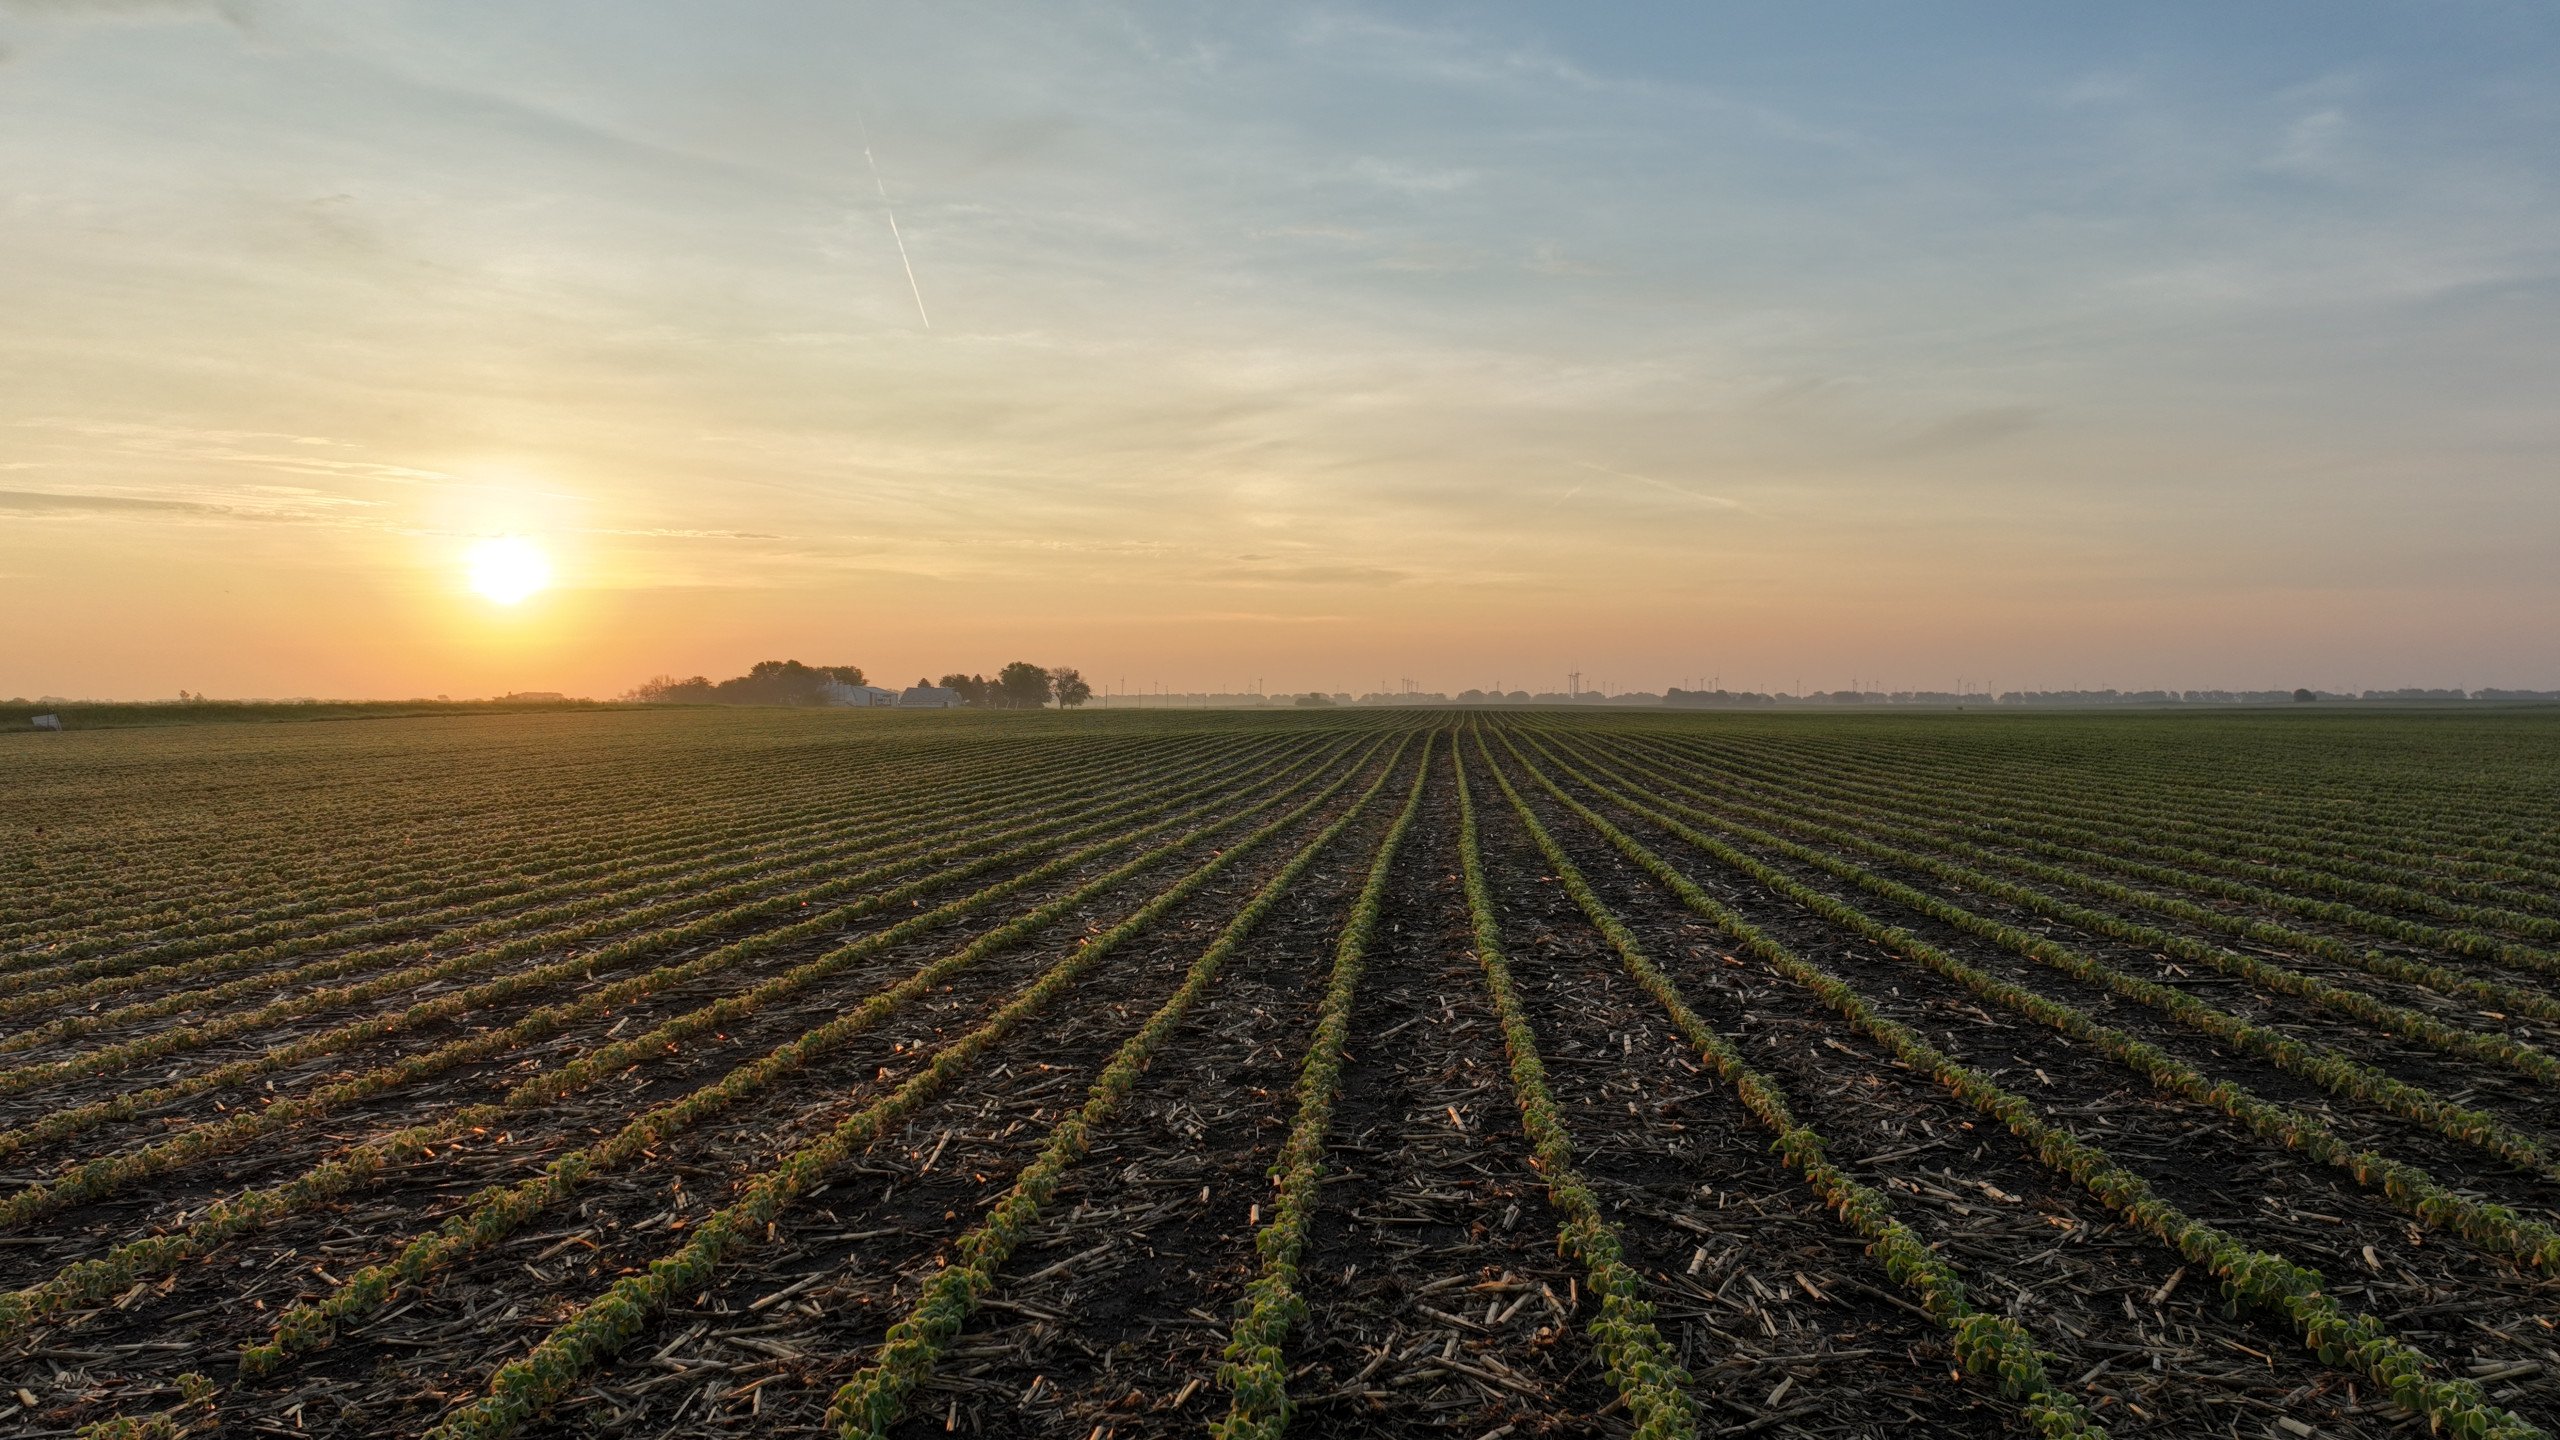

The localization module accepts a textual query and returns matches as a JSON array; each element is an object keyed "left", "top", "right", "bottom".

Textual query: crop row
[
  {"left": 1475, "top": 734, "right": 2106, "bottom": 1440},
  {"left": 1595, "top": 730, "right": 2560, "bottom": 1030},
  {"left": 0, "top": 729, "right": 1075, "bottom": 988},
  {"left": 1656, "top": 729, "right": 2560, "bottom": 980},
  {"left": 1493, "top": 729, "right": 2542, "bottom": 1440},
  {"left": 0, "top": 728, "right": 1294, "bottom": 1158},
  {"left": 426, "top": 737, "right": 1415, "bottom": 1440},
  {"left": 0, "top": 732, "right": 1247, "bottom": 1064},
  {"left": 1, "top": 721, "right": 1027, "bottom": 951},
  {"left": 1434, "top": 747, "right": 1705, "bottom": 1440},
  {"left": 1903, "top": 726, "right": 2560, "bottom": 879},
  {"left": 1528, "top": 734, "right": 2560, "bottom": 1273},
  {"left": 1570, "top": 730, "right": 2560, "bottom": 1090},
  {"left": 0, "top": 731, "right": 1287, "bottom": 1080},
  {"left": 236, "top": 733, "right": 1403, "bottom": 1378},
  {"left": 1211, "top": 736, "right": 1439, "bottom": 1440},
  {"left": 1744, "top": 723, "right": 2560, "bottom": 882},
  {"left": 0, "top": 734, "right": 1350, "bottom": 1229},
  {"left": 0, "top": 733, "right": 1385, "bottom": 1338},
  {"left": 1696, "top": 731, "right": 2560, "bottom": 935}
]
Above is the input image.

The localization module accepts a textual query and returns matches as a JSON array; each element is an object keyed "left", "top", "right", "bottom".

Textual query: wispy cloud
[
  {"left": 1879, "top": 406, "right": 2041, "bottom": 458},
  {"left": 1217, "top": 561, "right": 1410, "bottom": 587},
  {"left": 0, "top": 488, "right": 229, "bottom": 516},
  {"left": 1571, "top": 462, "right": 1749, "bottom": 512},
  {"left": 2265, "top": 106, "right": 2354, "bottom": 180}
]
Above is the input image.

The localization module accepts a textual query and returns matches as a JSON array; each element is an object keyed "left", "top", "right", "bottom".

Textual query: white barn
[{"left": 822, "top": 682, "right": 899, "bottom": 707}]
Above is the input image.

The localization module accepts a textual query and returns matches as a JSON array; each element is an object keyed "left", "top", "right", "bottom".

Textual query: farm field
[{"left": 1, "top": 706, "right": 2556, "bottom": 1440}]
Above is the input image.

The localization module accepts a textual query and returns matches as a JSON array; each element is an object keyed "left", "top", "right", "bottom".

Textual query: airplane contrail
[{"left": 856, "top": 108, "right": 930, "bottom": 330}]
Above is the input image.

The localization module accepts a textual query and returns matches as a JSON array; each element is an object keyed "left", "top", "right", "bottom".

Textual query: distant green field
[
  {"left": 0, "top": 698, "right": 623, "bottom": 731},
  {"left": 2, "top": 705, "right": 2554, "bottom": 1440}
]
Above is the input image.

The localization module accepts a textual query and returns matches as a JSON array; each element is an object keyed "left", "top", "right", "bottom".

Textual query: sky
[{"left": 4, "top": 1, "right": 2557, "bottom": 700}]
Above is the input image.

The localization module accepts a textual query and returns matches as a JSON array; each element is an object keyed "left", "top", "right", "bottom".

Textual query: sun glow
[{"left": 464, "top": 536, "right": 552, "bottom": 606}]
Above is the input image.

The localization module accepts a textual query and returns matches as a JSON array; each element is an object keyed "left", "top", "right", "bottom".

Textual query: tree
[
  {"left": 713, "top": 660, "right": 866, "bottom": 706},
  {"left": 994, "top": 661, "right": 1052, "bottom": 709},
  {"left": 628, "top": 674, "right": 715, "bottom": 703},
  {"left": 627, "top": 662, "right": 862, "bottom": 706},
  {"left": 1050, "top": 666, "right": 1092, "bottom": 708},
  {"left": 939, "top": 673, "right": 989, "bottom": 706}
]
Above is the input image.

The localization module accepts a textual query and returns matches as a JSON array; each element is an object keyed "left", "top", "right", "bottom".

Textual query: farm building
[
  {"left": 897, "top": 684, "right": 964, "bottom": 709},
  {"left": 822, "top": 682, "right": 899, "bottom": 707}
]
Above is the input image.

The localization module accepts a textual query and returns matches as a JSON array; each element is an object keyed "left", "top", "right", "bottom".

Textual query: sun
[{"left": 464, "top": 536, "right": 552, "bottom": 606}]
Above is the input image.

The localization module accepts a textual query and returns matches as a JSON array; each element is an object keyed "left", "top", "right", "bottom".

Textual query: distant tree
[
  {"left": 1296, "top": 692, "right": 1334, "bottom": 707},
  {"left": 1050, "top": 666, "right": 1092, "bottom": 708},
  {"left": 2292, "top": 688, "right": 2318, "bottom": 703},
  {"left": 994, "top": 661, "right": 1053, "bottom": 709},
  {"left": 629, "top": 674, "right": 716, "bottom": 703},
  {"left": 939, "top": 672, "right": 990, "bottom": 706},
  {"left": 713, "top": 660, "right": 867, "bottom": 706},
  {"left": 628, "top": 662, "right": 862, "bottom": 706}
]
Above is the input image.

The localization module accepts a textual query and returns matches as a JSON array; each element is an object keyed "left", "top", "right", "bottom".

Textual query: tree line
[
  {"left": 931, "top": 662, "right": 1091, "bottom": 709},
  {"left": 625, "top": 659, "right": 1091, "bottom": 709}
]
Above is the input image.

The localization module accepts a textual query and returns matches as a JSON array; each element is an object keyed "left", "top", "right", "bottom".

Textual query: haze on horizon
[{"left": 4, "top": 1, "right": 2556, "bottom": 702}]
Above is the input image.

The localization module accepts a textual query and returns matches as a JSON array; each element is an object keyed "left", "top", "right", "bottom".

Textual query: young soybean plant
[{"left": 827, "top": 737, "right": 1424, "bottom": 1440}]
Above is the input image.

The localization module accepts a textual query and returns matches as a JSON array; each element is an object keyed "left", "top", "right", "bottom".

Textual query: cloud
[
  {"left": 1525, "top": 243, "right": 1606, "bottom": 277},
  {"left": 1219, "top": 561, "right": 1410, "bottom": 587},
  {"left": 0, "top": 0, "right": 253, "bottom": 26},
  {"left": 0, "top": 486, "right": 400, "bottom": 528},
  {"left": 1348, "top": 157, "right": 1478, "bottom": 194},
  {"left": 2267, "top": 107, "right": 2354, "bottom": 180},
  {"left": 1882, "top": 406, "right": 2041, "bottom": 457},
  {"left": 8, "top": 419, "right": 451, "bottom": 485},
  {"left": 1571, "top": 462, "right": 1747, "bottom": 511},
  {"left": 2053, "top": 71, "right": 2142, "bottom": 107},
  {"left": 0, "top": 488, "right": 229, "bottom": 516},
  {"left": 590, "top": 527, "right": 785, "bottom": 541}
]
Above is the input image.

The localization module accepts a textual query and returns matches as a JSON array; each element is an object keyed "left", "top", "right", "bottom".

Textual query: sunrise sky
[{"left": 5, "top": 2, "right": 2556, "bottom": 700}]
